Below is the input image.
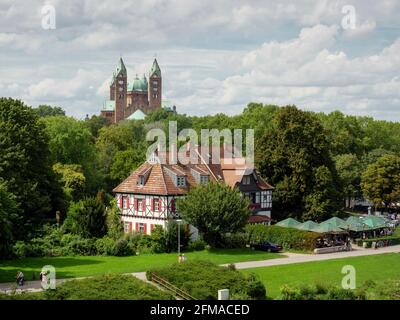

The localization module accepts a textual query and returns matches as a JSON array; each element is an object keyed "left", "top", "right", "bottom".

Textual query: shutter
[
  {"left": 129, "top": 222, "right": 132, "bottom": 233},
  {"left": 171, "top": 198, "right": 175, "bottom": 212},
  {"left": 119, "top": 195, "right": 123, "bottom": 208},
  {"left": 134, "top": 199, "right": 138, "bottom": 211},
  {"left": 158, "top": 198, "right": 162, "bottom": 211},
  {"left": 151, "top": 198, "right": 154, "bottom": 211},
  {"left": 142, "top": 199, "right": 145, "bottom": 212},
  {"left": 135, "top": 222, "right": 139, "bottom": 232},
  {"left": 150, "top": 224, "right": 155, "bottom": 232},
  {"left": 127, "top": 197, "right": 130, "bottom": 209},
  {"left": 144, "top": 223, "right": 147, "bottom": 235}
]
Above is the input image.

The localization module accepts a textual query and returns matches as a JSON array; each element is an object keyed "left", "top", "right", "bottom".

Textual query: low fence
[
  {"left": 313, "top": 245, "right": 348, "bottom": 254},
  {"left": 150, "top": 273, "right": 196, "bottom": 300}
]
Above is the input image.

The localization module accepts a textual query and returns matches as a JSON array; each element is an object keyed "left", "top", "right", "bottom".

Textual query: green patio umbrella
[
  {"left": 314, "top": 222, "right": 347, "bottom": 234},
  {"left": 296, "top": 220, "right": 320, "bottom": 231},
  {"left": 361, "top": 215, "right": 387, "bottom": 229},
  {"left": 321, "top": 217, "right": 349, "bottom": 229},
  {"left": 346, "top": 221, "right": 371, "bottom": 232},
  {"left": 346, "top": 216, "right": 364, "bottom": 225},
  {"left": 276, "top": 218, "right": 301, "bottom": 228}
]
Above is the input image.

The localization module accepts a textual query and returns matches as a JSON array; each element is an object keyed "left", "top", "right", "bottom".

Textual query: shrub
[
  {"left": 114, "top": 238, "right": 135, "bottom": 256},
  {"left": 279, "top": 283, "right": 366, "bottom": 300},
  {"left": 356, "top": 236, "right": 400, "bottom": 247},
  {"left": 147, "top": 260, "right": 266, "bottom": 300},
  {"left": 165, "top": 220, "right": 190, "bottom": 252},
  {"left": 2, "top": 274, "right": 173, "bottom": 300},
  {"left": 245, "top": 224, "right": 320, "bottom": 251},
  {"left": 188, "top": 239, "right": 207, "bottom": 251},
  {"left": 220, "top": 233, "right": 247, "bottom": 249},
  {"left": 63, "top": 236, "right": 96, "bottom": 255},
  {"left": 63, "top": 197, "right": 107, "bottom": 238},
  {"left": 95, "top": 237, "right": 117, "bottom": 255}
]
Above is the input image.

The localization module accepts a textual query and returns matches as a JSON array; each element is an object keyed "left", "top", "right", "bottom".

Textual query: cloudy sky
[{"left": 0, "top": 0, "right": 399, "bottom": 120}]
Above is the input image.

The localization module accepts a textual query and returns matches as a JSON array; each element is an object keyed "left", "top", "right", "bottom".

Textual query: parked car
[{"left": 251, "top": 241, "right": 283, "bottom": 252}]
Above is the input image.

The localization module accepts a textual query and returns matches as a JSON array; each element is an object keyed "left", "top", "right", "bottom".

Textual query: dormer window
[
  {"left": 177, "top": 176, "right": 186, "bottom": 187},
  {"left": 242, "top": 175, "right": 251, "bottom": 185},
  {"left": 138, "top": 175, "right": 145, "bottom": 186},
  {"left": 200, "top": 175, "right": 209, "bottom": 184}
]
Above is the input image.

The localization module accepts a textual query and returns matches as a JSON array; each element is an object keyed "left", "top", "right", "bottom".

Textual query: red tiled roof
[
  {"left": 113, "top": 145, "right": 273, "bottom": 195},
  {"left": 248, "top": 215, "right": 272, "bottom": 223}
]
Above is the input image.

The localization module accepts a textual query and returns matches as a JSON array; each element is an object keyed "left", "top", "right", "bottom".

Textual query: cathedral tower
[
  {"left": 148, "top": 58, "right": 162, "bottom": 111},
  {"left": 113, "top": 58, "right": 127, "bottom": 123}
]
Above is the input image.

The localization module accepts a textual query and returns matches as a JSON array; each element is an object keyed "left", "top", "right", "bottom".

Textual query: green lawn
[
  {"left": 0, "top": 248, "right": 283, "bottom": 283},
  {"left": 241, "top": 253, "right": 400, "bottom": 299}
]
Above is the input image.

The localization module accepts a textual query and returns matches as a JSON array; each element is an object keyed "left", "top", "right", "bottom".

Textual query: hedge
[
  {"left": 356, "top": 236, "right": 400, "bottom": 248},
  {"left": 147, "top": 260, "right": 266, "bottom": 300},
  {"left": 245, "top": 224, "right": 320, "bottom": 251}
]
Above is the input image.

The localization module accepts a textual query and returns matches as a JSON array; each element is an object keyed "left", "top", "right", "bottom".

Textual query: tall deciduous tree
[
  {"left": 177, "top": 182, "right": 251, "bottom": 247},
  {"left": 335, "top": 153, "right": 362, "bottom": 208},
  {"left": 41, "top": 116, "right": 99, "bottom": 194},
  {"left": 0, "top": 180, "right": 19, "bottom": 258},
  {"left": 361, "top": 154, "right": 400, "bottom": 210},
  {"left": 255, "top": 106, "right": 342, "bottom": 221},
  {"left": 0, "top": 98, "right": 64, "bottom": 239}
]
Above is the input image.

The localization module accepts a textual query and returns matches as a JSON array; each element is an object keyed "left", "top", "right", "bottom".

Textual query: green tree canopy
[
  {"left": 34, "top": 105, "right": 66, "bottom": 117},
  {"left": 177, "top": 182, "right": 251, "bottom": 247},
  {"left": 41, "top": 116, "right": 99, "bottom": 194},
  {"left": 361, "top": 154, "right": 400, "bottom": 209},
  {"left": 53, "top": 163, "right": 86, "bottom": 201},
  {"left": 255, "top": 106, "right": 342, "bottom": 221},
  {"left": 0, "top": 98, "right": 64, "bottom": 239},
  {"left": 0, "top": 180, "right": 19, "bottom": 258}
]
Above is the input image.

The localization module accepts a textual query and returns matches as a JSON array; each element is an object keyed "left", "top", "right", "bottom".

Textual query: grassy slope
[
  {"left": 241, "top": 253, "right": 400, "bottom": 298},
  {"left": 0, "top": 248, "right": 283, "bottom": 283}
]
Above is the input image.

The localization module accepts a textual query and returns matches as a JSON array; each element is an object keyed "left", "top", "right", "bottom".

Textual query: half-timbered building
[{"left": 113, "top": 146, "right": 273, "bottom": 235}]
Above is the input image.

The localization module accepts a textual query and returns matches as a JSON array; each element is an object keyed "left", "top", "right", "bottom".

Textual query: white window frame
[
  {"left": 122, "top": 196, "right": 128, "bottom": 209},
  {"left": 242, "top": 175, "right": 251, "bottom": 185},
  {"left": 200, "top": 175, "right": 209, "bottom": 184},
  {"left": 177, "top": 176, "right": 186, "bottom": 187},
  {"left": 154, "top": 198, "right": 160, "bottom": 212},
  {"left": 123, "top": 222, "right": 130, "bottom": 233},
  {"left": 138, "top": 223, "right": 145, "bottom": 233},
  {"left": 137, "top": 199, "right": 143, "bottom": 212}
]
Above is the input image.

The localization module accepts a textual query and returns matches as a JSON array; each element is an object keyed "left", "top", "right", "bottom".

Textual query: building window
[
  {"left": 177, "top": 176, "right": 186, "bottom": 187},
  {"left": 154, "top": 198, "right": 160, "bottom": 212},
  {"left": 261, "top": 191, "right": 272, "bottom": 208},
  {"left": 123, "top": 222, "right": 130, "bottom": 233},
  {"left": 200, "top": 175, "right": 209, "bottom": 184},
  {"left": 122, "top": 196, "right": 129, "bottom": 209},
  {"left": 242, "top": 175, "right": 251, "bottom": 185},
  {"left": 138, "top": 223, "right": 145, "bottom": 233},
  {"left": 137, "top": 199, "right": 143, "bottom": 212},
  {"left": 138, "top": 175, "right": 145, "bottom": 185},
  {"left": 153, "top": 81, "right": 158, "bottom": 85}
]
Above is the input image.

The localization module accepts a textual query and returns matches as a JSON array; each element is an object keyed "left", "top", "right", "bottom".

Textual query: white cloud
[{"left": 0, "top": 1, "right": 399, "bottom": 120}]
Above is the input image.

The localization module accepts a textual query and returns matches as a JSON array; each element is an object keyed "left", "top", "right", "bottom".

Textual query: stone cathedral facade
[{"left": 100, "top": 58, "right": 162, "bottom": 123}]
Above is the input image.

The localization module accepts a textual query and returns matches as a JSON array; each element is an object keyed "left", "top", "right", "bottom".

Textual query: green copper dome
[{"left": 129, "top": 75, "right": 148, "bottom": 92}]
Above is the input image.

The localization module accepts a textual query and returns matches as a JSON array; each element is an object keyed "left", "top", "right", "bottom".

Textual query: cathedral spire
[
  {"left": 149, "top": 58, "right": 161, "bottom": 77},
  {"left": 116, "top": 57, "right": 127, "bottom": 76}
]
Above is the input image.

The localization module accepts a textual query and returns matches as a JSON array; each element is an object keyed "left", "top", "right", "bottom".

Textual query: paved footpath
[
  {"left": 225, "top": 244, "right": 400, "bottom": 269},
  {"left": 1, "top": 245, "right": 399, "bottom": 293}
]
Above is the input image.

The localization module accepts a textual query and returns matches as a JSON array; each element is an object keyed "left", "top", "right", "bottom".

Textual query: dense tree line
[{"left": 1, "top": 98, "right": 399, "bottom": 255}]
